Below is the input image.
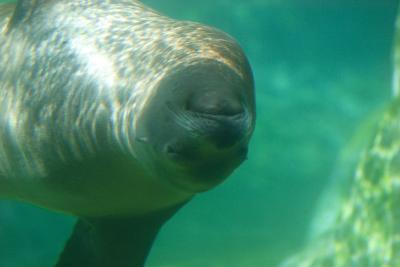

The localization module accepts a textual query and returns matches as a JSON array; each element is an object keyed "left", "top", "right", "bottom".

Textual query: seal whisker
[{"left": 165, "top": 101, "right": 203, "bottom": 136}]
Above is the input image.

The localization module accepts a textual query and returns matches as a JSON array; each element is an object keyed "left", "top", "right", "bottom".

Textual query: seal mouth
[
  {"left": 166, "top": 102, "right": 250, "bottom": 149},
  {"left": 159, "top": 103, "right": 250, "bottom": 192},
  {"left": 161, "top": 138, "right": 249, "bottom": 192},
  {"left": 162, "top": 134, "right": 249, "bottom": 163}
]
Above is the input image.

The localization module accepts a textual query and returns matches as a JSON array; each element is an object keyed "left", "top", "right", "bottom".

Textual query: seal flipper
[{"left": 55, "top": 203, "right": 186, "bottom": 267}]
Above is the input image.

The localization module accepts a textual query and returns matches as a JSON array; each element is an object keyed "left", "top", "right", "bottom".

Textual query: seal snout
[
  {"left": 186, "top": 90, "right": 244, "bottom": 116},
  {"left": 185, "top": 89, "right": 248, "bottom": 148},
  {"left": 136, "top": 59, "right": 254, "bottom": 193}
]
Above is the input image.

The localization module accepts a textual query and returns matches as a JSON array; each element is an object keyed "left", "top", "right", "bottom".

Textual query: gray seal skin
[
  {"left": 0, "top": 0, "right": 255, "bottom": 266},
  {"left": 279, "top": 8, "right": 400, "bottom": 267}
]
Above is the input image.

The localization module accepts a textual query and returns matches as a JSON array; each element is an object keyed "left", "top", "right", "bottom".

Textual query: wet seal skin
[
  {"left": 0, "top": 0, "right": 255, "bottom": 266},
  {"left": 280, "top": 8, "right": 400, "bottom": 267}
]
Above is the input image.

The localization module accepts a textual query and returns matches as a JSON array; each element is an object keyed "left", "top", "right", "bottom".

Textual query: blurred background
[{"left": 0, "top": 0, "right": 398, "bottom": 266}]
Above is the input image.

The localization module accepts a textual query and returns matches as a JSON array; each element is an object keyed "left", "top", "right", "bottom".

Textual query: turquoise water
[{"left": 0, "top": 0, "right": 398, "bottom": 266}]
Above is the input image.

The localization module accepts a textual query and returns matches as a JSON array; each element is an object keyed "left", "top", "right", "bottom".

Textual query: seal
[
  {"left": 0, "top": 0, "right": 255, "bottom": 266},
  {"left": 279, "top": 9, "right": 400, "bottom": 267}
]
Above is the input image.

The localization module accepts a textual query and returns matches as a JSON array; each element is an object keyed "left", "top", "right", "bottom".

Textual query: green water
[{"left": 0, "top": 1, "right": 398, "bottom": 266}]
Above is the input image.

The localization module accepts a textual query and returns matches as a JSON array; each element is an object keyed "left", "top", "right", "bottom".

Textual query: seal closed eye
[{"left": 0, "top": 0, "right": 256, "bottom": 266}]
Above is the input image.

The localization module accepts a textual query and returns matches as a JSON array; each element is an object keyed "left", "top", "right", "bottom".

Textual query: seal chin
[
  {"left": 161, "top": 139, "right": 249, "bottom": 192},
  {"left": 136, "top": 60, "right": 254, "bottom": 193}
]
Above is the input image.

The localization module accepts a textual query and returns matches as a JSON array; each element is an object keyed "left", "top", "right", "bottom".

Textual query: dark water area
[{"left": 0, "top": 0, "right": 398, "bottom": 266}]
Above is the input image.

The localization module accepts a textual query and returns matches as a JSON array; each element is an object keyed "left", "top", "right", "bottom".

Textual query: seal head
[
  {"left": 137, "top": 59, "right": 254, "bottom": 192},
  {"left": 0, "top": 0, "right": 255, "bottom": 203}
]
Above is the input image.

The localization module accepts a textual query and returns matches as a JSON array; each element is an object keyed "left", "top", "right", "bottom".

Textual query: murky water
[{"left": 0, "top": 1, "right": 397, "bottom": 266}]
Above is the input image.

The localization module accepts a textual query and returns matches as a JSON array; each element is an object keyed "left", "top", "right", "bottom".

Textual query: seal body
[
  {"left": 280, "top": 9, "right": 400, "bottom": 267},
  {"left": 0, "top": 1, "right": 255, "bottom": 265},
  {"left": 0, "top": 0, "right": 255, "bottom": 217}
]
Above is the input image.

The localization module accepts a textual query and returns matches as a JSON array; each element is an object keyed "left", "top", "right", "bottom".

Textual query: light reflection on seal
[{"left": 0, "top": 0, "right": 255, "bottom": 266}]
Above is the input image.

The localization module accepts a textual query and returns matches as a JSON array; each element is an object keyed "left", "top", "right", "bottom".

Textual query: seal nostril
[{"left": 187, "top": 90, "right": 243, "bottom": 116}]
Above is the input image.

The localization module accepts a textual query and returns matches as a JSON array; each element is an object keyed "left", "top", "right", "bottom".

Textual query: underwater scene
[{"left": 0, "top": 0, "right": 399, "bottom": 266}]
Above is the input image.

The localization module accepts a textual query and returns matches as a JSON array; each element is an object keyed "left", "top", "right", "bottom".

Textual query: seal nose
[
  {"left": 186, "top": 90, "right": 247, "bottom": 148},
  {"left": 187, "top": 90, "right": 243, "bottom": 116}
]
